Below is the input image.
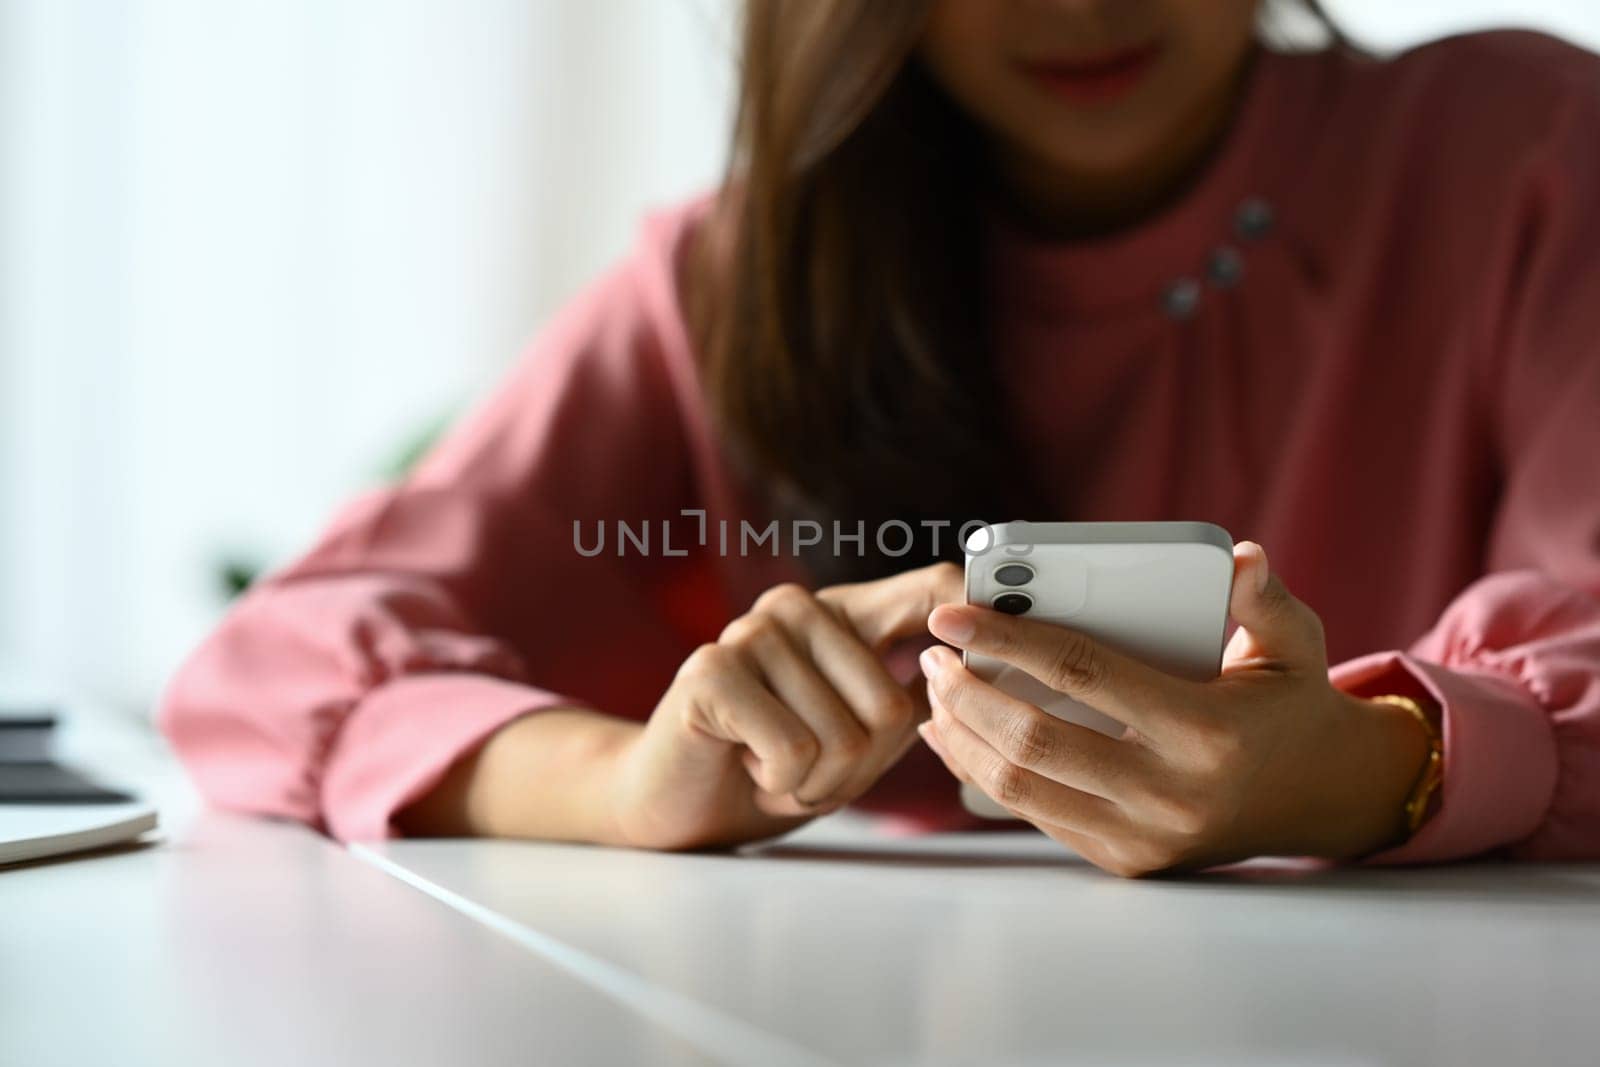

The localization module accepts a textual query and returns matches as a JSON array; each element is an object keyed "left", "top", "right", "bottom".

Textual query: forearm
[{"left": 395, "top": 707, "right": 641, "bottom": 844}]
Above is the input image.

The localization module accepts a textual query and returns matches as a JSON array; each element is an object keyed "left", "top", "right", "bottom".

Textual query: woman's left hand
[{"left": 918, "top": 541, "right": 1434, "bottom": 877}]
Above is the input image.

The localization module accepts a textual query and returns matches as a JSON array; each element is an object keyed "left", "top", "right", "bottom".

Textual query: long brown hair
[{"left": 689, "top": 0, "right": 1338, "bottom": 583}]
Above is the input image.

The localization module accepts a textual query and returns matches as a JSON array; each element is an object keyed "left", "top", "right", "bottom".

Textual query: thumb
[
  {"left": 1225, "top": 541, "right": 1327, "bottom": 669},
  {"left": 817, "top": 561, "right": 964, "bottom": 650}
]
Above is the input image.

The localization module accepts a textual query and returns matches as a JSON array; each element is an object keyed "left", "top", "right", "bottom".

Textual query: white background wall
[
  {"left": 0, "top": 0, "right": 739, "bottom": 704},
  {"left": 1, "top": 0, "right": 1596, "bottom": 710}
]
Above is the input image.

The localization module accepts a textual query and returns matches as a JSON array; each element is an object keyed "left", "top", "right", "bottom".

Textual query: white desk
[
  {"left": 7, "top": 685, "right": 1598, "bottom": 1066},
  {"left": 0, "top": 699, "right": 716, "bottom": 1067},
  {"left": 0, "top": 814, "right": 735, "bottom": 1067},
  {"left": 360, "top": 820, "right": 1600, "bottom": 1067}
]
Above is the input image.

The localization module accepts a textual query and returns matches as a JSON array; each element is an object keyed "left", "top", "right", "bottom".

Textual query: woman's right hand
[{"left": 607, "top": 562, "right": 962, "bottom": 850}]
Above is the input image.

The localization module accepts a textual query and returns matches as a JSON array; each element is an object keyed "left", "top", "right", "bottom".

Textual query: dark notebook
[
  {"left": 2, "top": 709, "right": 135, "bottom": 803},
  {"left": 0, "top": 710, "right": 56, "bottom": 762},
  {"left": 0, "top": 762, "right": 135, "bottom": 804}
]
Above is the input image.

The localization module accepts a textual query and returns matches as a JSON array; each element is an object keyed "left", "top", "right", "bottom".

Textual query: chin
[{"left": 1035, "top": 138, "right": 1168, "bottom": 183}]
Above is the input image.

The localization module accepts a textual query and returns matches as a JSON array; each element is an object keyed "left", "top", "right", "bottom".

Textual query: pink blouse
[{"left": 161, "top": 32, "right": 1600, "bottom": 862}]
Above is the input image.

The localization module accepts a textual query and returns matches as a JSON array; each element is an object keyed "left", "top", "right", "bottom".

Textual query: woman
[{"left": 161, "top": 0, "right": 1600, "bottom": 876}]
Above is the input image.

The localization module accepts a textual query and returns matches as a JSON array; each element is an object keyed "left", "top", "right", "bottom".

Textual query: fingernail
[
  {"left": 919, "top": 645, "right": 945, "bottom": 678},
  {"left": 928, "top": 606, "right": 976, "bottom": 645},
  {"left": 918, "top": 721, "right": 951, "bottom": 761},
  {"left": 1254, "top": 545, "right": 1270, "bottom": 594}
]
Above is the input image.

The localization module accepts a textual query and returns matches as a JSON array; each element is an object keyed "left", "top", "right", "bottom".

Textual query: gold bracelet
[{"left": 1371, "top": 694, "right": 1443, "bottom": 836}]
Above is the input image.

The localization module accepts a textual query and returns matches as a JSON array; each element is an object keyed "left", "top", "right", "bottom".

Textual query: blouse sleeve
[
  {"left": 1330, "top": 73, "right": 1600, "bottom": 863},
  {"left": 159, "top": 222, "right": 717, "bottom": 841}
]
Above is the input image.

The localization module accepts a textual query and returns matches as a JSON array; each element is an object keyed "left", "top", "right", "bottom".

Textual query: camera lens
[
  {"left": 993, "top": 563, "right": 1034, "bottom": 587},
  {"left": 992, "top": 591, "right": 1033, "bottom": 615}
]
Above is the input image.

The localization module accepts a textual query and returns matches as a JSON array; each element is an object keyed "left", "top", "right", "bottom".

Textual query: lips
[{"left": 1019, "top": 42, "right": 1165, "bottom": 105}]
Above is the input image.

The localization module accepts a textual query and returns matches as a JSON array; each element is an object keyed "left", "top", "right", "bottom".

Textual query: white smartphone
[{"left": 959, "top": 520, "right": 1235, "bottom": 819}]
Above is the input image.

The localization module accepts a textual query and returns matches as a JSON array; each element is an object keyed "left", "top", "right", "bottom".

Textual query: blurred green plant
[{"left": 213, "top": 411, "right": 455, "bottom": 600}]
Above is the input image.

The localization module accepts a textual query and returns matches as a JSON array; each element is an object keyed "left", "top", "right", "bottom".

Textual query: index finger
[
  {"left": 926, "top": 603, "right": 1196, "bottom": 737},
  {"left": 817, "top": 561, "right": 963, "bottom": 650}
]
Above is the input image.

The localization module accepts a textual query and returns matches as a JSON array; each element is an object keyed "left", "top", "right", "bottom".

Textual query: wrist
[
  {"left": 594, "top": 724, "right": 649, "bottom": 848},
  {"left": 1296, "top": 689, "right": 1436, "bottom": 860},
  {"left": 538, "top": 710, "right": 641, "bottom": 847}
]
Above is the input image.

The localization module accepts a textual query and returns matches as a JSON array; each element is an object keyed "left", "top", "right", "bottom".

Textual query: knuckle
[
  {"left": 1104, "top": 857, "right": 1148, "bottom": 880},
  {"left": 986, "top": 759, "right": 1031, "bottom": 807},
  {"left": 988, "top": 621, "right": 1026, "bottom": 660},
  {"left": 777, "top": 730, "right": 820, "bottom": 766},
  {"left": 862, "top": 688, "right": 915, "bottom": 732},
  {"left": 1158, "top": 832, "right": 1205, "bottom": 869},
  {"left": 1151, "top": 792, "right": 1211, "bottom": 838},
  {"left": 755, "top": 582, "right": 812, "bottom": 616},
  {"left": 1139, "top": 842, "right": 1184, "bottom": 875},
  {"left": 1000, "top": 710, "right": 1056, "bottom": 767},
  {"left": 715, "top": 615, "right": 750, "bottom": 646},
  {"left": 830, "top": 727, "right": 872, "bottom": 761},
  {"left": 1259, "top": 576, "right": 1292, "bottom": 611},
  {"left": 1098, "top": 843, "right": 1153, "bottom": 879},
  {"left": 928, "top": 561, "right": 963, "bottom": 600},
  {"left": 718, "top": 611, "right": 782, "bottom": 651},
  {"left": 678, "top": 643, "right": 731, "bottom": 683},
  {"left": 1047, "top": 634, "right": 1108, "bottom": 696},
  {"left": 1109, "top": 841, "right": 1175, "bottom": 879}
]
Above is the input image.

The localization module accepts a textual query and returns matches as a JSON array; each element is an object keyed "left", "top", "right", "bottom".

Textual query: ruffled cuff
[{"left": 1329, "top": 651, "right": 1559, "bottom": 864}]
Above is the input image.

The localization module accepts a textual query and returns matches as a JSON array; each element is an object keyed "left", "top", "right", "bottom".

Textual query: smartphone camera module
[
  {"left": 991, "top": 591, "right": 1033, "bottom": 615},
  {"left": 993, "top": 562, "right": 1034, "bottom": 587}
]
